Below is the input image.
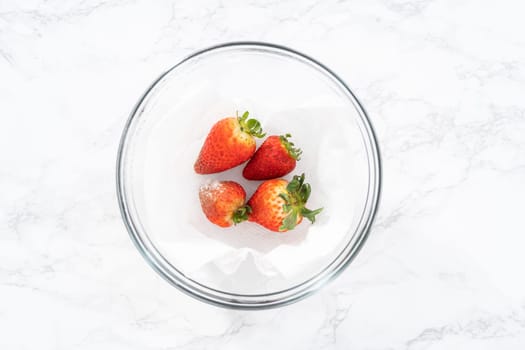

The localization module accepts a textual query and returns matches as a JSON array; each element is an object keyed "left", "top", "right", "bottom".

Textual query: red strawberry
[
  {"left": 199, "top": 181, "right": 251, "bottom": 228},
  {"left": 243, "top": 134, "right": 302, "bottom": 180},
  {"left": 194, "top": 111, "right": 265, "bottom": 174},
  {"left": 247, "top": 173, "right": 322, "bottom": 232}
]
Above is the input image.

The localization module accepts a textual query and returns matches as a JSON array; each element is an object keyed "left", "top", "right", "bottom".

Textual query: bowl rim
[{"left": 116, "top": 41, "right": 382, "bottom": 310}]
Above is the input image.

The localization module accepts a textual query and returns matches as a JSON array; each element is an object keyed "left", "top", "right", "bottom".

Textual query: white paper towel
[{"left": 131, "top": 79, "right": 368, "bottom": 294}]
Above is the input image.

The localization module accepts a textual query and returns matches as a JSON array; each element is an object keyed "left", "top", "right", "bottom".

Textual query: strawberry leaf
[
  {"left": 279, "top": 134, "right": 302, "bottom": 160},
  {"left": 300, "top": 183, "right": 311, "bottom": 202},
  {"left": 238, "top": 111, "right": 266, "bottom": 138},
  {"left": 232, "top": 204, "right": 252, "bottom": 224},
  {"left": 286, "top": 175, "right": 302, "bottom": 193},
  {"left": 301, "top": 207, "right": 323, "bottom": 224},
  {"left": 279, "top": 209, "right": 298, "bottom": 231},
  {"left": 279, "top": 173, "right": 323, "bottom": 230}
]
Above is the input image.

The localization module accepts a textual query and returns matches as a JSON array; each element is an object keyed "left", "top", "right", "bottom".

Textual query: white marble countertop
[{"left": 2, "top": 0, "right": 525, "bottom": 348}]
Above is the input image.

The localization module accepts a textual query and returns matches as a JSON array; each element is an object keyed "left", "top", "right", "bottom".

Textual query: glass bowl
[{"left": 116, "top": 42, "right": 381, "bottom": 309}]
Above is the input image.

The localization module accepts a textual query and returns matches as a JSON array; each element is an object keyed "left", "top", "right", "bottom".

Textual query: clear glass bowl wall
[{"left": 117, "top": 43, "right": 381, "bottom": 309}]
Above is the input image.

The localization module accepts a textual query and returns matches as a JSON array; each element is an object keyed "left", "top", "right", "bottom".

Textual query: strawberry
[
  {"left": 199, "top": 181, "right": 251, "bottom": 228},
  {"left": 247, "top": 173, "right": 322, "bottom": 232},
  {"left": 194, "top": 111, "right": 265, "bottom": 174},
  {"left": 243, "top": 134, "right": 302, "bottom": 180}
]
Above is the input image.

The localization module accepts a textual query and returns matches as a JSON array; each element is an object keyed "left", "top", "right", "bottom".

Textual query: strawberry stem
[
  {"left": 232, "top": 204, "right": 251, "bottom": 225},
  {"left": 237, "top": 111, "right": 266, "bottom": 138},
  {"left": 278, "top": 173, "right": 323, "bottom": 231},
  {"left": 279, "top": 134, "right": 302, "bottom": 160}
]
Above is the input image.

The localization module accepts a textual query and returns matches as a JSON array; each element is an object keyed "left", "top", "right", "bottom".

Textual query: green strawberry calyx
[
  {"left": 232, "top": 204, "right": 252, "bottom": 225},
  {"left": 237, "top": 111, "right": 266, "bottom": 138},
  {"left": 278, "top": 173, "right": 323, "bottom": 231},
  {"left": 279, "top": 133, "right": 302, "bottom": 161}
]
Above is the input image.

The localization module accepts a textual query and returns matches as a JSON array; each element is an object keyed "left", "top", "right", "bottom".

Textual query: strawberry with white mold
[{"left": 198, "top": 180, "right": 251, "bottom": 228}]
